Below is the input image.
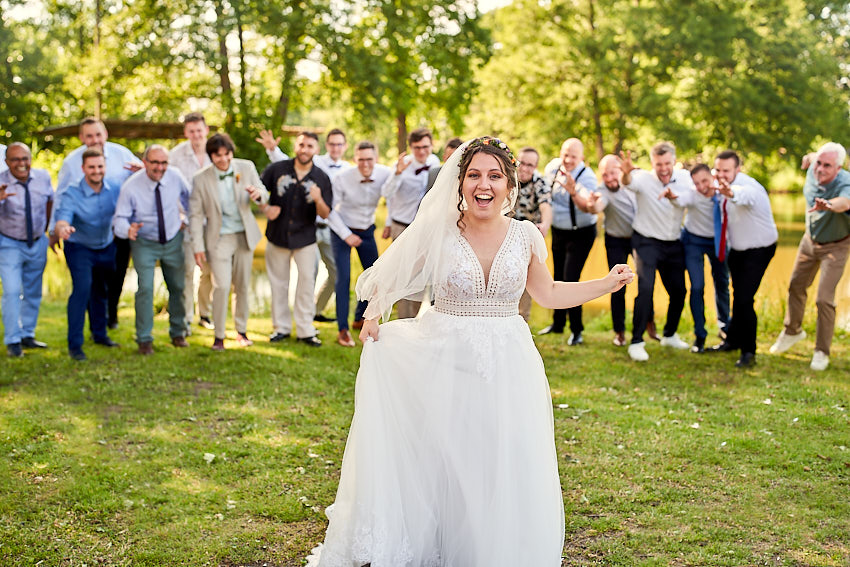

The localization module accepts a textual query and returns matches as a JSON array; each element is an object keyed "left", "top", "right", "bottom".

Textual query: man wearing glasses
[
  {"left": 0, "top": 143, "right": 54, "bottom": 357},
  {"left": 381, "top": 128, "right": 441, "bottom": 319},
  {"left": 513, "top": 147, "right": 552, "bottom": 321},
  {"left": 112, "top": 145, "right": 191, "bottom": 355}
]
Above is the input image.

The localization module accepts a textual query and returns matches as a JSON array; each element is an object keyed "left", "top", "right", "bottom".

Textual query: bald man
[
  {"left": 539, "top": 138, "right": 599, "bottom": 345},
  {"left": 112, "top": 145, "right": 190, "bottom": 355},
  {"left": 0, "top": 143, "right": 54, "bottom": 356}
]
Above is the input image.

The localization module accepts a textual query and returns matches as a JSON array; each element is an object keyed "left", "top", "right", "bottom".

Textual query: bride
[{"left": 309, "top": 137, "right": 633, "bottom": 566}]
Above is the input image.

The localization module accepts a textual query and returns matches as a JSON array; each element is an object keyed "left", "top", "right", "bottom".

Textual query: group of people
[
  {"left": 534, "top": 138, "right": 849, "bottom": 370},
  {"left": 0, "top": 122, "right": 848, "bottom": 370}
]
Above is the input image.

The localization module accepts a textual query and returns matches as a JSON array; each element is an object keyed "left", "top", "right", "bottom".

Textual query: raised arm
[{"left": 526, "top": 256, "right": 633, "bottom": 309}]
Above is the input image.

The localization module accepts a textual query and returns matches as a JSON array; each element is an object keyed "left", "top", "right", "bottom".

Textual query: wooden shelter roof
[{"left": 35, "top": 120, "right": 323, "bottom": 141}]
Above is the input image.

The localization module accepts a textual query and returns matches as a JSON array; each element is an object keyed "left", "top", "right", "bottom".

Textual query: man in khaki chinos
[
  {"left": 770, "top": 142, "right": 850, "bottom": 371},
  {"left": 189, "top": 133, "right": 270, "bottom": 351}
]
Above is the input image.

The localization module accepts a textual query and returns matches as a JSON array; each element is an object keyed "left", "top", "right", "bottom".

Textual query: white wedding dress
[{"left": 311, "top": 219, "right": 565, "bottom": 566}]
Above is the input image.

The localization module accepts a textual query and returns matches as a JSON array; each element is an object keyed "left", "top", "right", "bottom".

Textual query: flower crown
[{"left": 462, "top": 137, "right": 518, "bottom": 168}]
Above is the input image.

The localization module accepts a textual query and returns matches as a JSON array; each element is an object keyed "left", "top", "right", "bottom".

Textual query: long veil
[{"left": 355, "top": 138, "right": 517, "bottom": 321}]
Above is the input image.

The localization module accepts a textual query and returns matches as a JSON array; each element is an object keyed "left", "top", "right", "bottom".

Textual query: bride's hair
[{"left": 456, "top": 137, "right": 518, "bottom": 230}]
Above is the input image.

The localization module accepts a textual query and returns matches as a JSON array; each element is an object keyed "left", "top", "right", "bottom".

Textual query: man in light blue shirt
[
  {"left": 113, "top": 145, "right": 190, "bottom": 354},
  {"left": 539, "top": 138, "right": 599, "bottom": 344},
  {"left": 54, "top": 148, "right": 121, "bottom": 361},
  {"left": 0, "top": 144, "right": 6, "bottom": 173},
  {"left": 54, "top": 118, "right": 142, "bottom": 330}
]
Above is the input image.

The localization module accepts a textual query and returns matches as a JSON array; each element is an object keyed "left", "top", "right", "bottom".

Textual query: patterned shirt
[
  {"left": 261, "top": 159, "right": 333, "bottom": 249},
  {"left": 513, "top": 171, "right": 551, "bottom": 223}
]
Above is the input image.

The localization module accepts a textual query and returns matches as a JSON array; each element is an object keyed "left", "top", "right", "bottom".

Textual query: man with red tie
[
  {"left": 381, "top": 128, "right": 440, "bottom": 319},
  {"left": 706, "top": 150, "right": 777, "bottom": 367}
]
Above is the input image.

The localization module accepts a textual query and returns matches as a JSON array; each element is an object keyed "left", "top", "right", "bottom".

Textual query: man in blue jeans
[
  {"left": 0, "top": 143, "right": 53, "bottom": 357},
  {"left": 54, "top": 148, "right": 122, "bottom": 360},
  {"left": 327, "top": 141, "right": 393, "bottom": 346},
  {"left": 663, "top": 163, "right": 730, "bottom": 352},
  {"left": 113, "top": 145, "right": 191, "bottom": 355}
]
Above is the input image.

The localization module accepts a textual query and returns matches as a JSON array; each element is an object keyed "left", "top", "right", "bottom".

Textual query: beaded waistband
[{"left": 433, "top": 297, "right": 518, "bottom": 318}]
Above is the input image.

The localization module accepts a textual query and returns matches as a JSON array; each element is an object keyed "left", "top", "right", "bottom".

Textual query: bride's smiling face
[{"left": 461, "top": 153, "right": 510, "bottom": 220}]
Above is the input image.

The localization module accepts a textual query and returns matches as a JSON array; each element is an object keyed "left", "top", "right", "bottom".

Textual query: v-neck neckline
[{"left": 459, "top": 219, "right": 514, "bottom": 291}]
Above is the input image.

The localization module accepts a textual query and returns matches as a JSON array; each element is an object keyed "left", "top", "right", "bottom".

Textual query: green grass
[{"left": 1, "top": 296, "right": 848, "bottom": 566}]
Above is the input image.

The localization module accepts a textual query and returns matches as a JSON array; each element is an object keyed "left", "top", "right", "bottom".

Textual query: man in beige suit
[{"left": 189, "top": 133, "right": 270, "bottom": 351}]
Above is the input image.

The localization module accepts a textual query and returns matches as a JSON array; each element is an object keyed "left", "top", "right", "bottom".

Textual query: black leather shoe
[
  {"left": 269, "top": 332, "right": 290, "bottom": 343},
  {"left": 567, "top": 333, "right": 583, "bottom": 346},
  {"left": 107, "top": 320, "right": 119, "bottom": 330},
  {"left": 21, "top": 337, "right": 47, "bottom": 349},
  {"left": 735, "top": 352, "right": 756, "bottom": 367},
  {"left": 70, "top": 349, "right": 88, "bottom": 361},
  {"left": 691, "top": 336, "right": 706, "bottom": 353},
  {"left": 7, "top": 343, "right": 23, "bottom": 357},
  {"left": 538, "top": 325, "right": 563, "bottom": 335},
  {"left": 298, "top": 336, "right": 322, "bottom": 347},
  {"left": 313, "top": 314, "right": 334, "bottom": 323},
  {"left": 707, "top": 341, "right": 736, "bottom": 353},
  {"left": 94, "top": 337, "right": 120, "bottom": 348}
]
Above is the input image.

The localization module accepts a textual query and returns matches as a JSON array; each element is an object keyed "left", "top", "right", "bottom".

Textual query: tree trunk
[
  {"left": 236, "top": 4, "right": 248, "bottom": 124},
  {"left": 590, "top": 83, "right": 604, "bottom": 162},
  {"left": 396, "top": 110, "right": 407, "bottom": 154},
  {"left": 214, "top": 0, "right": 234, "bottom": 127}
]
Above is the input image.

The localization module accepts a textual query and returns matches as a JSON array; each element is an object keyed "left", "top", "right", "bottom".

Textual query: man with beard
[
  {"left": 54, "top": 148, "right": 122, "bottom": 360},
  {"left": 260, "top": 132, "right": 333, "bottom": 346},
  {"left": 621, "top": 142, "right": 692, "bottom": 361},
  {"left": 53, "top": 118, "right": 142, "bottom": 329}
]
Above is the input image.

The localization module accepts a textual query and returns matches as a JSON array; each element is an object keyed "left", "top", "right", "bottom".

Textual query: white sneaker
[
  {"left": 810, "top": 350, "right": 829, "bottom": 371},
  {"left": 769, "top": 330, "right": 806, "bottom": 354},
  {"left": 628, "top": 341, "right": 649, "bottom": 362},
  {"left": 659, "top": 333, "right": 689, "bottom": 349}
]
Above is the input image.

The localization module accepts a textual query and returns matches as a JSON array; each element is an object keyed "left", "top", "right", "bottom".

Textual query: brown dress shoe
[
  {"left": 172, "top": 336, "right": 189, "bottom": 348},
  {"left": 138, "top": 341, "right": 154, "bottom": 355},
  {"left": 646, "top": 320, "right": 660, "bottom": 341},
  {"left": 337, "top": 329, "right": 356, "bottom": 347},
  {"left": 351, "top": 319, "right": 364, "bottom": 330},
  {"left": 211, "top": 338, "right": 225, "bottom": 351},
  {"left": 236, "top": 332, "right": 253, "bottom": 347}
]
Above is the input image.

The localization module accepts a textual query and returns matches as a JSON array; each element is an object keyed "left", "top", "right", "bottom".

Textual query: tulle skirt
[{"left": 313, "top": 309, "right": 565, "bottom": 567}]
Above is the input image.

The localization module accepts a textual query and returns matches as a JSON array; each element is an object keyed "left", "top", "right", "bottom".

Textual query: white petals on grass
[
  {"left": 762, "top": 399, "right": 772, "bottom": 405},
  {"left": 203, "top": 453, "right": 216, "bottom": 464},
  {"left": 690, "top": 423, "right": 700, "bottom": 429}
]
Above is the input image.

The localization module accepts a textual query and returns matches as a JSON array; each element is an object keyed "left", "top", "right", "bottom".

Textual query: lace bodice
[{"left": 434, "top": 220, "right": 541, "bottom": 317}]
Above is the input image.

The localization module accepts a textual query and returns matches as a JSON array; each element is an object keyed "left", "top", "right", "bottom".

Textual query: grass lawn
[{"left": 1, "top": 297, "right": 849, "bottom": 566}]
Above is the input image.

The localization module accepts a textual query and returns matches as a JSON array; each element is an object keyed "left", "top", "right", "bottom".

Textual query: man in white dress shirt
[
  {"left": 621, "top": 142, "right": 692, "bottom": 361},
  {"left": 53, "top": 118, "right": 142, "bottom": 330},
  {"left": 705, "top": 151, "right": 777, "bottom": 367},
  {"left": 170, "top": 112, "right": 214, "bottom": 332},
  {"left": 658, "top": 163, "right": 730, "bottom": 353},
  {"left": 0, "top": 144, "right": 6, "bottom": 173},
  {"left": 326, "top": 141, "right": 393, "bottom": 346},
  {"left": 381, "top": 128, "right": 441, "bottom": 319}
]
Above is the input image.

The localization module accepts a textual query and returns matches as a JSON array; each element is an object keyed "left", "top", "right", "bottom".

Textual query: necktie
[
  {"left": 415, "top": 165, "right": 430, "bottom": 175},
  {"left": 219, "top": 171, "right": 234, "bottom": 180},
  {"left": 713, "top": 195, "right": 728, "bottom": 262},
  {"left": 360, "top": 178, "right": 374, "bottom": 184},
  {"left": 19, "top": 179, "right": 34, "bottom": 247},
  {"left": 154, "top": 182, "right": 167, "bottom": 244}
]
